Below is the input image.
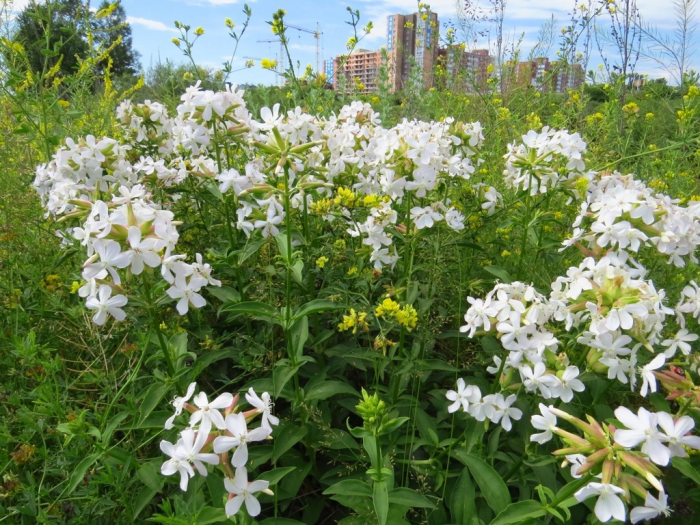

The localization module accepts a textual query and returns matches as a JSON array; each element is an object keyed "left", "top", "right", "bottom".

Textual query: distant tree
[
  {"left": 12, "top": 0, "right": 140, "bottom": 79},
  {"left": 92, "top": 1, "right": 141, "bottom": 76},
  {"left": 13, "top": 0, "right": 90, "bottom": 77}
]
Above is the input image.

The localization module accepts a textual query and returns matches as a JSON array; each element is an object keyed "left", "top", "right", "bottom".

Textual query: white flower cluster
[
  {"left": 446, "top": 379, "right": 522, "bottom": 431},
  {"left": 161, "top": 383, "right": 278, "bottom": 518},
  {"left": 565, "top": 171, "right": 700, "bottom": 267},
  {"left": 70, "top": 184, "right": 219, "bottom": 324},
  {"left": 212, "top": 101, "right": 485, "bottom": 268},
  {"left": 503, "top": 126, "right": 588, "bottom": 196},
  {"left": 459, "top": 282, "right": 586, "bottom": 401},
  {"left": 572, "top": 405, "right": 700, "bottom": 523}
]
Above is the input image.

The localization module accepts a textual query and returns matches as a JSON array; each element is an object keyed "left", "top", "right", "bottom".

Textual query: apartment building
[
  {"left": 324, "top": 48, "right": 383, "bottom": 94},
  {"left": 439, "top": 46, "right": 491, "bottom": 91},
  {"left": 386, "top": 11, "right": 439, "bottom": 91},
  {"left": 515, "top": 57, "right": 584, "bottom": 93}
]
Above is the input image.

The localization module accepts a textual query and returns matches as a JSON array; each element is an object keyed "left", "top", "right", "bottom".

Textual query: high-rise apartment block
[
  {"left": 514, "top": 57, "right": 584, "bottom": 93},
  {"left": 386, "top": 12, "right": 439, "bottom": 91},
  {"left": 324, "top": 49, "right": 382, "bottom": 94},
  {"left": 438, "top": 47, "right": 491, "bottom": 91}
]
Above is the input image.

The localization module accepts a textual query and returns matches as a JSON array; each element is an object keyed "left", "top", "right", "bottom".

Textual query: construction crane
[
  {"left": 285, "top": 23, "right": 323, "bottom": 74},
  {"left": 256, "top": 39, "right": 284, "bottom": 86}
]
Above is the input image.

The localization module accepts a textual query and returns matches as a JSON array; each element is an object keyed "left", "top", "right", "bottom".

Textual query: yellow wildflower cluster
[
  {"left": 575, "top": 177, "right": 590, "bottom": 196},
  {"left": 395, "top": 304, "right": 418, "bottom": 331},
  {"left": 525, "top": 112, "right": 542, "bottom": 130},
  {"left": 261, "top": 58, "right": 277, "bottom": 70},
  {"left": 677, "top": 109, "right": 695, "bottom": 123},
  {"left": 333, "top": 239, "right": 346, "bottom": 250},
  {"left": 310, "top": 197, "right": 333, "bottom": 216},
  {"left": 375, "top": 298, "right": 400, "bottom": 317},
  {"left": 622, "top": 102, "right": 639, "bottom": 116},
  {"left": 41, "top": 274, "right": 62, "bottom": 292},
  {"left": 334, "top": 187, "right": 357, "bottom": 208},
  {"left": 685, "top": 85, "right": 700, "bottom": 100},
  {"left": 316, "top": 256, "right": 329, "bottom": 269},
  {"left": 375, "top": 298, "right": 418, "bottom": 331},
  {"left": 338, "top": 309, "right": 369, "bottom": 334},
  {"left": 586, "top": 112, "right": 604, "bottom": 125}
]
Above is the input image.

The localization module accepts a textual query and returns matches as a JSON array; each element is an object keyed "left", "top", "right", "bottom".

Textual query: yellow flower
[
  {"left": 396, "top": 304, "right": 418, "bottom": 331},
  {"left": 501, "top": 249, "right": 512, "bottom": 257},
  {"left": 347, "top": 267, "right": 358, "bottom": 276},
  {"left": 316, "top": 256, "right": 329, "bottom": 269},
  {"left": 375, "top": 298, "right": 400, "bottom": 318},
  {"left": 645, "top": 112, "right": 654, "bottom": 119},
  {"left": 70, "top": 281, "right": 81, "bottom": 294},
  {"left": 261, "top": 58, "right": 277, "bottom": 70},
  {"left": 338, "top": 309, "right": 368, "bottom": 334},
  {"left": 224, "top": 18, "right": 235, "bottom": 29},
  {"left": 159, "top": 321, "right": 168, "bottom": 330},
  {"left": 194, "top": 27, "right": 205, "bottom": 36}
]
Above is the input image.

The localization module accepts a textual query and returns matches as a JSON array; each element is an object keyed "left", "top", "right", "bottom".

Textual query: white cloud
[{"left": 127, "top": 16, "right": 178, "bottom": 33}]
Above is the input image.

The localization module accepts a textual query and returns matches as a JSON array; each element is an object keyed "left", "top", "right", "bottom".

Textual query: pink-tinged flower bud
[
  {"left": 619, "top": 452, "right": 663, "bottom": 491},
  {"left": 601, "top": 458, "right": 614, "bottom": 484},
  {"left": 617, "top": 473, "right": 647, "bottom": 500},
  {"left": 224, "top": 393, "right": 240, "bottom": 417},
  {"left": 576, "top": 447, "right": 611, "bottom": 475}
]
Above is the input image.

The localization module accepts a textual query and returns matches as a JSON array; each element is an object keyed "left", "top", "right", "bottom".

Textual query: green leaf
[
  {"left": 449, "top": 467, "right": 477, "bottom": 524},
  {"left": 291, "top": 259, "right": 304, "bottom": 285},
  {"left": 483, "top": 265, "right": 513, "bottom": 284},
  {"left": 138, "top": 383, "right": 170, "bottom": 424},
  {"left": 258, "top": 466, "right": 297, "bottom": 486},
  {"left": 259, "top": 519, "right": 307, "bottom": 525},
  {"left": 293, "top": 299, "right": 344, "bottom": 320},
  {"left": 306, "top": 380, "right": 357, "bottom": 401},
  {"left": 290, "top": 316, "right": 309, "bottom": 361},
  {"left": 389, "top": 488, "right": 435, "bottom": 509},
  {"left": 273, "top": 362, "right": 297, "bottom": 398},
  {"left": 323, "top": 479, "right": 372, "bottom": 498},
  {"left": 489, "top": 500, "right": 546, "bottom": 525},
  {"left": 373, "top": 480, "right": 389, "bottom": 525},
  {"left": 136, "top": 461, "right": 163, "bottom": 492},
  {"left": 207, "top": 285, "right": 240, "bottom": 304},
  {"left": 65, "top": 452, "right": 100, "bottom": 495},
  {"left": 672, "top": 457, "right": 700, "bottom": 486},
  {"left": 276, "top": 233, "right": 291, "bottom": 263},
  {"left": 378, "top": 417, "right": 409, "bottom": 436},
  {"left": 132, "top": 486, "right": 157, "bottom": 519},
  {"left": 196, "top": 506, "right": 228, "bottom": 524},
  {"left": 221, "top": 300, "right": 279, "bottom": 320},
  {"left": 452, "top": 450, "right": 511, "bottom": 515},
  {"left": 237, "top": 239, "right": 266, "bottom": 266},
  {"left": 553, "top": 475, "right": 591, "bottom": 505},
  {"left": 205, "top": 181, "right": 224, "bottom": 202},
  {"left": 272, "top": 424, "right": 308, "bottom": 462}
]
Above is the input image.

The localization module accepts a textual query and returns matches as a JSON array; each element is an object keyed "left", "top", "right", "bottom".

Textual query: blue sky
[{"left": 12, "top": 0, "right": 698, "bottom": 85}]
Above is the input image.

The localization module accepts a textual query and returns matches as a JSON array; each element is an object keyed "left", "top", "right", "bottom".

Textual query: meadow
[{"left": 2, "top": 2, "right": 700, "bottom": 524}]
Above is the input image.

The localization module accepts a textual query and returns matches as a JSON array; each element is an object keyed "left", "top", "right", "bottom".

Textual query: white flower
[
  {"left": 551, "top": 366, "right": 585, "bottom": 402},
  {"left": 165, "top": 382, "right": 197, "bottom": 430},
  {"left": 639, "top": 354, "right": 666, "bottom": 397},
  {"left": 574, "top": 482, "right": 626, "bottom": 523},
  {"left": 177, "top": 428, "right": 220, "bottom": 476},
  {"left": 519, "top": 362, "right": 558, "bottom": 399},
  {"left": 630, "top": 491, "right": 671, "bottom": 524},
  {"left": 484, "top": 393, "right": 522, "bottom": 431},
  {"left": 657, "top": 412, "right": 700, "bottom": 458},
  {"left": 565, "top": 454, "right": 588, "bottom": 478},
  {"left": 160, "top": 439, "right": 195, "bottom": 491},
  {"left": 446, "top": 379, "right": 481, "bottom": 413},
  {"left": 662, "top": 328, "right": 698, "bottom": 357},
  {"left": 85, "top": 285, "right": 128, "bottom": 325},
  {"left": 224, "top": 467, "right": 270, "bottom": 517},
  {"left": 125, "top": 226, "right": 161, "bottom": 275},
  {"left": 83, "top": 240, "right": 131, "bottom": 284},
  {"left": 189, "top": 391, "right": 233, "bottom": 434},
  {"left": 530, "top": 403, "right": 557, "bottom": 444},
  {"left": 213, "top": 413, "right": 270, "bottom": 467},
  {"left": 166, "top": 275, "right": 208, "bottom": 315},
  {"left": 614, "top": 406, "right": 670, "bottom": 466},
  {"left": 245, "top": 388, "right": 280, "bottom": 432}
]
